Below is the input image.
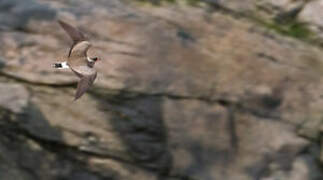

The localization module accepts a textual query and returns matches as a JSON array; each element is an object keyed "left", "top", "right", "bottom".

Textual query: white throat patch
[{"left": 87, "top": 57, "right": 94, "bottom": 62}]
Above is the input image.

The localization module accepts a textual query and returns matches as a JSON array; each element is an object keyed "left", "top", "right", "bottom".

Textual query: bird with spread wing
[{"left": 53, "top": 20, "right": 100, "bottom": 101}]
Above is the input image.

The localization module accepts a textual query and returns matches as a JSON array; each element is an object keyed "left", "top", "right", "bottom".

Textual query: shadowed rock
[{"left": 0, "top": 0, "right": 323, "bottom": 180}]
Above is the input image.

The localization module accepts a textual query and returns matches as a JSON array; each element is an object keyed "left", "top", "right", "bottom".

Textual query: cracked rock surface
[{"left": 1, "top": 0, "right": 323, "bottom": 180}]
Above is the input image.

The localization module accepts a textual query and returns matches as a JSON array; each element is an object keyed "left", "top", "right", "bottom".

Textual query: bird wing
[
  {"left": 58, "top": 20, "right": 87, "bottom": 57},
  {"left": 72, "top": 67, "right": 97, "bottom": 101},
  {"left": 58, "top": 20, "right": 97, "bottom": 100},
  {"left": 67, "top": 41, "right": 92, "bottom": 69}
]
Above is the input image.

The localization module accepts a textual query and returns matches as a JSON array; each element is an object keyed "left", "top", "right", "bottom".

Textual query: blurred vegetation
[
  {"left": 252, "top": 17, "right": 313, "bottom": 40},
  {"left": 136, "top": 0, "right": 203, "bottom": 6},
  {"left": 135, "top": 0, "right": 314, "bottom": 42}
]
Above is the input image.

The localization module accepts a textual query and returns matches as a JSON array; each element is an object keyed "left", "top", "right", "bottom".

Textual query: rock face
[
  {"left": 298, "top": 0, "right": 323, "bottom": 37},
  {"left": 1, "top": 0, "right": 323, "bottom": 180},
  {"left": 212, "top": 0, "right": 323, "bottom": 41},
  {"left": 217, "top": 0, "right": 305, "bottom": 17}
]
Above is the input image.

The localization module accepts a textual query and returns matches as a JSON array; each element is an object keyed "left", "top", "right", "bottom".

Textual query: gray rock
[
  {"left": 213, "top": 0, "right": 305, "bottom": 21},
  {"left": 0, "top": 0, "right": 323, "bottom": 180},
  {"left": 0, "top": 0, "right": 56, "bottom": 30},
  {"left": 0, "top": 83, "right": 29, "bottom": 113},
  {"left": 298, "top": 0, "right": 323, "bottom": 36}
]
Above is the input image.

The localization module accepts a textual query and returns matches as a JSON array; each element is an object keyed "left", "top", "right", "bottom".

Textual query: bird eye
[{"left": 92, "top": 57, "right": 98, "bottom": 61}]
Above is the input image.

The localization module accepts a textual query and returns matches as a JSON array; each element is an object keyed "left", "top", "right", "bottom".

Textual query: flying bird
[{"left": 53, "top": 20, "right": 100, "bottom": 101}]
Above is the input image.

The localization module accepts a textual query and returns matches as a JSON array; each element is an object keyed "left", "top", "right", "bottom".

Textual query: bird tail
[
  {"left": 52, "top": 63, "right": 62, "bottom": 68},
  {"left": 52, "top": 61, "right": 69, "bottom": 69}
]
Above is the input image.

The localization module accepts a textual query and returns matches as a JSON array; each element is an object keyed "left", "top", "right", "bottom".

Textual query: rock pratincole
[{"left": 53, "top": 20, "right": 100, "bottom": 101}]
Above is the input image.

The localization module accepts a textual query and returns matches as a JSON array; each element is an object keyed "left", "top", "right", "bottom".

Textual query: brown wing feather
[
  {"left": 67, "top": 42, "right": 91, "bottom": 68},
  {"left": 58, "top": 20, "right": 86, "bottom": 42},
  {"left": 58, "top": 20, "right": 97, "bottom": 101},
  {"left": 58, "top": 20, "right": 87, "bottom": 57},
  {"left": 74, "top": 71, "right": 97, "bottom": 101}
]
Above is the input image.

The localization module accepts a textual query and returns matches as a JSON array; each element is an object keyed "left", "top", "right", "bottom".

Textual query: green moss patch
[
  {"left": 251, "top": 15, "right": 313, "bottom": 40},
  {"left": 135, "top": 0, "right": 203, "bottom": 6}
]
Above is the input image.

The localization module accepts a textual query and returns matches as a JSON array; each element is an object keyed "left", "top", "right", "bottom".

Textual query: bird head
[{"left": 92, "top": 57, "right": 100, "bottom": 62}]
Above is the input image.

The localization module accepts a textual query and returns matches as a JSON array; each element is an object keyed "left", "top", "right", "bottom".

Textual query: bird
[{"left": 52, "top": 20, "right": 100, "bottom": 101}]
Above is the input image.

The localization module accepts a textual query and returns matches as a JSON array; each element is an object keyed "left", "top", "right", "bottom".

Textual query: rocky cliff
[{"left": 1, "top": 0, "right": 323, "bottom": 180}]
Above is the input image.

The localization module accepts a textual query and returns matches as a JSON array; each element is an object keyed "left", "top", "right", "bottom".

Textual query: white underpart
[
  {"left": 87, "top": 57, "right": 94, "bottom": 62},
  {"left": 60, "top": 61, "right": 69, "bottom": 69}
]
